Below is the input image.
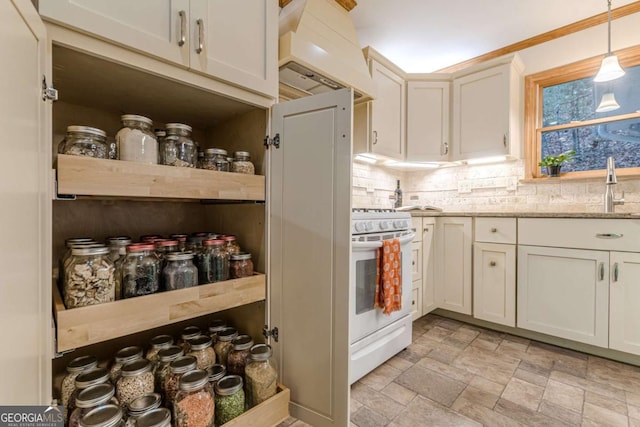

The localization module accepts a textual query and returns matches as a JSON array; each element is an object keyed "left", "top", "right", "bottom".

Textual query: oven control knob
[
  {"left": 394, "top": 220, "right": 408, "bottom": 229},
  {"left": 365, "top": 221, "right": 374, "bottom": 231},
  {"left": 354, "top": 222, "right": 366, "bottom": 232},
  {"left": 379, "top": 221, "right": 389, "bottom": 230}
]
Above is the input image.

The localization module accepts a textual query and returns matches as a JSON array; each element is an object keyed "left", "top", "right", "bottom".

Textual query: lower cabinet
[
  {"left": 435, "top": 217, "right": 472, "bottom": 315},
  {"left": 473, "top": 242, "right": 515, "bottom": 327},
  {"left": 410, "top": 218, "right": 423, "bottom": 320},
  {"left": 422, "top": 219, "right": 437, "bottom": 314},
  {"left": 609, "top": 251, "right": 640, "bottom": 355}
]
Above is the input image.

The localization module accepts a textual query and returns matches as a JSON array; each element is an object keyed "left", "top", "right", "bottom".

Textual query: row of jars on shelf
[
  {"left": 62, "top": 322, "right": 277, "bottom": 427},
  {"left": 57, "top": 114, "right": 255, "bottom": 174},
  {"left": 61, "top": 232, "right": 254, "bottom": 309}
]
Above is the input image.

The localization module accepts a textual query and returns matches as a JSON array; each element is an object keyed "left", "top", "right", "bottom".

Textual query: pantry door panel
[
  {"left": 0, "top": 0, "right": 52, "bottom": 404},
  {"left": 269, "top": 89, "right": 352, "bottom": 427}
]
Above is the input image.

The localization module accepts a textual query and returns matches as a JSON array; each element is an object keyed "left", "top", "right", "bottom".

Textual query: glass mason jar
[
  {"left": 179, "top": 326, "right": 202, "bottom": 354},
  {"left": 230, "top": 151, "right": 255, "bottom": 175},
  {"left": 206, "top": 364, "right": 226, "bottom": 390},
  {"left": 58, "top": 125, "right": 108, "bottom": 159},
  {"left": 196, "top": 151, "right": 204, "bottom": 169},
  {"left": 69, "top": 383, "right": 117, "bottom": 427},
  {"left": 69, "top": 368, "right": 111, "bottom": 417},
  {"left": 164, "top": 355, "right": 198, "bottom": 408},
  {"left": 163, "top": 252, "right": 198, "bottom": 291},
  {"left": 161, "top": 123, "right": 196, "bottom": 168},
  {"left": 223, "top": 236, "right": 240, "bottom": 256},
  {"left": 214, "top": 375, "right": 245, "bottom": 425},
  {"left": 208, "top": 319, "right": 227, "bottom": 344},
  {"left": 61, "top": 242, "right": 103, "bottom": 295},
  {"left": 64, "top": 246, "right": 116, "bottom": 309},
  {"left": 201, "top": 148, "right": 229, "bottom": 171},
  {"left": 61, "top": 355, "right": 99, "bottom": 413},
  {"left": 122, "top": 244, "right": 160, "bottom": 298},
  {"left": 245, "top": 344, "right": 278, "bottom": 408},
  {"left": 140, "top": 234, "right": 163, "bottom": 242},
  {"left": 185, "top": 236, "right": 205, "bottom": 255},
  {"left": 170, "top": 234, "right": 188, "bottom": 252},
  {"left": 227, "top": 335, "right": 254, "bottom": 379},
  {"left": 154, "top": 346, "right": 183, "bottom": 396},
  {"left": 155, "top": 240, "right": 179, "bottom": 263},
  {"left": 79, "top": 404, "right": 124, "bottom": 427},
  {"left": 174, "top": 370, "right": 215, "bottom": 427},
  {"left": 110, "top": 346, "right": 144, "bottom": 383},
  {"left": 230, "top": 253, "right": 254, "bottom": 279},
  {"left": 107, "top": 237, "right": 132, "bottom": 300},
  {"left": 132, "top": 408, "right": 171, "bottom": 427},
  {"left": 154, "top": 129, "right": 166, "bottom": 148},
  {"left": 125, "top": 392, "right": 162, "bottom": 426},
  {"left": 204, "top": 239, "right": 229, "bottom": 283},
  {"left": 116, "top": 359, "right": 155, "bottom": 408},
  {"left": 213, "top": 327, "right": 238, "bottom": 366},
  {"left": 187, "top": 335, "right": 216, "bottom": 370},
  {"left": 145, "top": 335, "right": 173, "bottom": 364},
  {"left": 116, "top": 114, "right": 158, "bottom": 164}
]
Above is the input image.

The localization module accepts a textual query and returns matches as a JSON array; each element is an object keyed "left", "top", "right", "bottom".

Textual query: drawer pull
[
  {"left": 614, "top": 262, "right": 619, "bottom": 282},
  {"left": 489, "top": 261, "right": 496, "bottom": 267},
  {"left": 491, "top": 228, "right": 497, "bottom": 233},
  {"left": 599, "top": 262, "right": 605, "bottom": 281},
  {"left": 178, "top": 10, "right": 186, "bottom": 46},
  {"left": 196, "top": 18, "right": 204, "bottom": 54},
  {"left": 596, "top": 233, "right": 623, "bottom": 239}
]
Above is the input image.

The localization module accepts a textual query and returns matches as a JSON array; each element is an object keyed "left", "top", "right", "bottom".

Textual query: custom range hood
[{"left": 279, "top": 0, "right": 375, "bottom": 100}]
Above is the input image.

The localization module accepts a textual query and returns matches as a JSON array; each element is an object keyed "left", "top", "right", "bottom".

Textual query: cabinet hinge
[
  {"left": 262, "top": 325, "right": 279, "bottom": 342},
  {"left": 42, "top": 76, "right": 58, "bottom": 102},
  {"left": 264, "top": 133, "right": 280, "bottom": 149}
]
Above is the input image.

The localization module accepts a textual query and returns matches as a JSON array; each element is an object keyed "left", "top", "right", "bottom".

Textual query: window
[{"left": 525, "top": 45, "right": 640, "bottom": 179}]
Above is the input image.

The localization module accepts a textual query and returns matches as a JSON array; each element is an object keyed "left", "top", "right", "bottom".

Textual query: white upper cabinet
[
  {"left": 368, "top": 58, "right": 405, "bottom": 159},
  {"left": 452, "top": 55, "right": 523, "bottom": 161},
  {"left": 406, "top": 81, "right": 450, "bottom": 162},
  {"left": 38, "top": 0, "right": 277, "bottom": 98}
]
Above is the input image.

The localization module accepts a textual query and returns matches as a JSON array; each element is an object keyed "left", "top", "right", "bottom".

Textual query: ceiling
[{"left": 350, "top": 0, "right": 639, "bottom": 73}]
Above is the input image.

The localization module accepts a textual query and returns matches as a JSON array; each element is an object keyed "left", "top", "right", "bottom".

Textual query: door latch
[
  {"left": 264, "top": 133, "right": 280, "bottom": 149},
  {"left": 262, "top": 325, "right": 279, "bottom": 342},
  {"left": 42, "top": 76, "right": 58, "bottom": 102}
]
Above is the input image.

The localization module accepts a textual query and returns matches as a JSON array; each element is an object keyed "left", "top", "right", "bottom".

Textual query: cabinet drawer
[
  {"left": 411, "top": 217, "right": 422, "bottom": 242},
  {"left": 519, "top": 218, "right": 640, "bottom": 251},
  {"left": 475, "top": 217, "right": 516, "bottom": 244}
]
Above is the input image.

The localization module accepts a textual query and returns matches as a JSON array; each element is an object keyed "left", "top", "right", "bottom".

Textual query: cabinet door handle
[
  {"left": 196, "top": 18, "right": 204, "bottom": 54},
  {"left": 489, "top": 261, "right": 496, "bottom": 267},
  {"left": 596, "top": 233, "right": 623, "bottom": 239},
  {"left": 178, "top": 11, "right": 187, "bottom": 46},
  {"left": 372, "top": 130, "right": 378, "bottom": 145},
  {"left": 599, "top": 262, "right": 605, "bottom": 281},
  {"left": 503, "top": 134, "right": 507, "bottom": 147},
  {"left": 614, "top": 262, "right": 619, "bottom": 282},
  {"left": 491, "top": 228, "right": 497, "bottom": 233},
  {"left": 442, "top": 141, "right": 449, "bottom": 155}
]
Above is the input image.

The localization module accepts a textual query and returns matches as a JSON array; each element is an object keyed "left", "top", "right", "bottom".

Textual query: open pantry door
[
  {"left": 0, "top": 0, "right": 52, "bottom": 403},
  {"left": 268, "top": 89, "right": 352, "bottom": 426}
]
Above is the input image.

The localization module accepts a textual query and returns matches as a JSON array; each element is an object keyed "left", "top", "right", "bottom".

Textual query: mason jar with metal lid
[
  {"left": 79, "top": 404, "right": 124, "bottom": 427},
  {"left": 107, "top": 237, "right": 132, "bottom": 300},
  {"left": 213, "top": 327, "right": 238, "bottom": 366},
  {"left": 163, "top": 252, "right": 198, "bottom": 291},
  {"left": 208, "top": 319, "right": 227, "bottom": 344},
  {"left": 68, "top": 368, "right": 111, "bottom": 417},
  {"left": 222, "top": 235, "right": 240, "bottom": 256},
  {"left": 174, "top": 370, "right": 215, "bottom": 427},
  {"left": 179, "top": 326, "right": 202, "bottom": 353},
  {"left": 116, "top": 359, "right": 155, "bottom": 408},
  {"left": 187, "top": 335, "right": 216, "bottom": 370},
  {"left": 205, "top": 239, "right": 229, "bottom": 283},
  {"left": 64, "top": 246, "right": 115, "bottom": 309},
  {"left": 122, "top": 244, "right": 160, "bottom": 298},
  {"left": 245, "top": 344, "right": 277, "bottom": 408},
  {"left": 201, "top": 148, "right": 229, "bottom": 171},
  {"left": 164, "top": 355, "right": 198, "bottom": 408},
  {"left": 69, "top": 383, "right": 117, "bottom": 427},
  {"left": 61, "top": 355, "right": 99, "bottom": 413},
  {"left": 145, "top": 335, "right": 174, "bottom": 364},
  {"left": 116, "top": 115, "right": 158, "bottom": 164},
  {"left": 230, "top": 151, "right": 255, "bottom": 175},
  {"left": 125, "top": 392, "right": 162, "bottom": 426},
  {"left": 230, "top": 252, "right": 254, "bottom": 279},
  {"left": 154, "top": 345, "right": 183, "bottom": 396},
  {"left": 214, "top": 375, "right": 245, "bottom": 425},
  {"left": 170, "top": 234, "right": 188, "bottom": 252},
  {"left": 206, "top": 364, "right": 226, "bottom": 389},
  {"left": 161, "top": 123, "right": 196, "bottom": 168},
  {"left": 227, "top": 335, "right": 254, "bottom": 378},
  {"left": 134, "top": 408, "right": 171, "bottom": 427},
  {"left": 110, "top": 346, "right": 144, "bottom": 383},
  {"left": 58, "top": 125, "right": 108, "bottom": 159}
]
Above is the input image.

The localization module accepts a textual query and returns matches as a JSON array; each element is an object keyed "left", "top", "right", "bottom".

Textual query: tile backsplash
[{"left": 352, "top": 160, "right": 640, "bottom": 213}]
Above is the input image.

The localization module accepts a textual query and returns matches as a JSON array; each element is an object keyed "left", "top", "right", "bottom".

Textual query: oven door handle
[{"left": 351, "top": 232, "right": 415, "bottom": 250}]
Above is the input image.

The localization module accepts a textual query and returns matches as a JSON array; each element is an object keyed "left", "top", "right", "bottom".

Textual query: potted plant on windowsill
[{"left": 538, "top": 150, "right": 576, "bottom": 177}]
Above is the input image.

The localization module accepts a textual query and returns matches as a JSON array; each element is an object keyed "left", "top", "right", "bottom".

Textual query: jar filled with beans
[
  {"left": 214, "top": 375, "right": 245, "bottom": 425},
  {"left": 206, "top": 364, "right": 226, "bottom": 390},
  {"left": 245, "top": 344, "right": 278, "bottom": 408},
  {"left": 154, "top": 346, "right": 183, "bottom": 396},
  {"left": 179, "top": 326, "right": 202, "bottom": 354},
  {"left": 187, "top": 335, "right": 216, "bottom": 370},
  {"left": 116, "top": 359, "right": 155, "bottom": 408},
  {"left": 145, "top": 335, "right": 173, "bottom": 364},
  {"left": 110, "top": 346, "right": 143, "bottom": 383},
  {"left": 222, "top": 236, "right": 240, "bottom": 256},
  {"left": 226, "top": 335, "right": 254, "bottom": 379},
  {"left": 164, "top": 355, "right": 197, "bottom": 408},
  {"left": 208, "top": 319, "right": 227, "bottom": 344},
  {"left": 174, "top": 370, "right": 215, "bottom": 427},
  {"left": 69, "top": 383, "right": 117, "bottom": 427},
  {"left": 68, "top": 368, "right": 111, "bottom": 418},
  {"left": 229, "top": 253, "right": 254, "bottom": 279},
  {"left": 61, "top": 355, "right": 98, "bottom": 415},
  {"left": 125, "top": 392, "right": 162, "bottom": 426},
  {"left": 78, "top": 404, "right": 124, "bottom": 427},
  {"left": 213, "top": 327, "right": 238, "bottom": 366},
  {"left": 230, "top": 151, "right": 255, "bottom": 175},
  {"left": 133, "top": 407, "right": 171, "bottom": 427}
]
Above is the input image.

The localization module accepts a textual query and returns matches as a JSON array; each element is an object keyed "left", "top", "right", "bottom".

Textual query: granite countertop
[{"left": 407, "top": 211, "right": 640, "bottom": 219}]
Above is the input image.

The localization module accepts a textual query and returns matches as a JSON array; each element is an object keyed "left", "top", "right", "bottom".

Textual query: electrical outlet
[
  {"left": 458, "top": 180, "right": 472, "bottom": 194},
  {"left": 506, "top": 176, "right": 518, "bottom": 192}
]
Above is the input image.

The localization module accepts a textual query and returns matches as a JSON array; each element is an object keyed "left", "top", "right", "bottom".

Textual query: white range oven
[{"left": 350, "top": 209, "right": 414, "bottom": 384}]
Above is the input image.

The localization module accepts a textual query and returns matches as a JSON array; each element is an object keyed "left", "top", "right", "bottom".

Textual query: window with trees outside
[{"left": 525, "top": 45, "right": 640, "bottom": 179}]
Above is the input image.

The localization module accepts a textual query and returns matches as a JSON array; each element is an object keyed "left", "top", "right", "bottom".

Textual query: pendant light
[
  {"left": 594, "top": 0, "right": 625, "bottom": 82},
  {"left": 596, "top": 91, "right": 621, "bottom": 112}
]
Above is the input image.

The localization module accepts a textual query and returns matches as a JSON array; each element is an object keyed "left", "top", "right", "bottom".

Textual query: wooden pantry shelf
[
  {"left": 222, "top": 384, "right": 290, "bottom": 427},
  {"left": 56, "top": 154, "right": 265, "bottom": 201},
  {"left": 52, "top": 273, "right": 265, "bottom": 351}
]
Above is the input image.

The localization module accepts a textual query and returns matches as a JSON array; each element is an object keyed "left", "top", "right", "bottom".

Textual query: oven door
[{"left": 350, "top": 231, "right": 414, "bottom": 343}]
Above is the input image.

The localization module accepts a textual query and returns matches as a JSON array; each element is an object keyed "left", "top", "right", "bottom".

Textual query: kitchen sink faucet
[{"left": 604, "top": 156, "right": 624, "bottom": 213}]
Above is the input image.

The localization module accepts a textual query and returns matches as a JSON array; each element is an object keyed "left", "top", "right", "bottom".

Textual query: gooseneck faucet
[{"left": 604, "top": 156, "right": 624, "bottom": 213}]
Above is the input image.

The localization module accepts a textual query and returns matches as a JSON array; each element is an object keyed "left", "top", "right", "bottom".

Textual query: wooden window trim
[{"left": 524, "top": 44, "right": 640, "bottom": 180}]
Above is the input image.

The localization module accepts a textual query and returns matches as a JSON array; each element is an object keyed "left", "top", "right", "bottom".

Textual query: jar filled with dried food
[
  {"left": 64, "top": 246, "right": 116, "bottom": 309},
  {"left": 163, "top": 252, "right": 198, "bottom": 291},
  {"left": 230, "top": 151, "right": 255, "bottom": 175},
  {"left": 174, "top": 370, "right": 215, "bottom": 427},
  {"left": 154, "top": 345, "right": 183, "bottom": 396},
  {"left": 154, "top": 129, "right": 166, "bottom": 147},
  {"left": 201, "top": 148, "right": 229, "bottom": 171},
  {"left": 58, "top": 125, "right": 108, "bottom": 159},
  {"left": 140, "top": 234, "right": 163, "bottom": 242},
  {"left": 226, "top": 335, "right": 254, "bottom": 379},
  {"left": 61, "top": 355, "right": 98, "bottom": 414},
  {"left": 132, "top": 407, "right": 171, "bottom": 427},
  {"left": 223, "top": 236, "right": 240, "bottom": 256},
  {"left": 214, "top": 375, "right": 245, "bottom": 425},
  {"left": 196, "top": 151, "right": 204, "bottom": 169},
  {"left": 213, "top": 327, "right": 238, "bottom": 366},
  {"left": 209, "top": 239, "right": 229, "bottom": 283},
  {"left": 206, "top": 364, "right": 226, "bottom": 389},
  {"left": 60, "top": 242, "right": 103, "bottom": 295},
  {"left": 170, "top": 234, "right": 188, "bottom": 252},
  {"left": 110, "top": 346, "right": 143, "bottom": 383},
  {"left": 78, "top": 404, "right": 124, "bottom": 427},
  {"left": 229, "top": 253, "right": 254, "bottom": 279},
  {"left": 161, "top": 123, "right": 196, "bottom": 168},
  {"left": 125, "top": 392, "right": 162, "bottom": 426},
  {"left": 187, "top": 336, "right": 216, "bottom": 370},
  {"left": 145, "top": 335, "right": 173, "bottom": 364},
  {"left": 116, "top": 359, "right": 155, "bottom": 408},
  {"left": 122, "top": 244, "right": 160, "bottom": 298},
  {"left": 178, "top": 326, "right": 202, "bottom": 353},
  {"left": 116, "top": 115, "right": 158, "bottom": 164},
  {"left": 155, "top": 239, "right": 179, "bottom": 277},
  {"left": 107, "top": 237, "right": 132, "bottom": 300},
  {"left": 208, "top": 319, "right": 227, "bottom": 344},
  {"left": 245, "top": 344, "right": 277, "bottom": 408},
  {"left": 69, "top": 383, "right": 117, "bottom": 427},
  {"left": 164, "top": 355, "right": 198, "bottom": 408},
  {"left": 185, "top": 236, "right": 205, "bottom": 257},
  {"left": 68, "top": 368, "right": 111, "bottom": 417}
]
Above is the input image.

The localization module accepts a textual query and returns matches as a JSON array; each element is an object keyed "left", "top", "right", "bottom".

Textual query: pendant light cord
[{"left": 607, "top": 0, "right": 612, "bottom": 55}]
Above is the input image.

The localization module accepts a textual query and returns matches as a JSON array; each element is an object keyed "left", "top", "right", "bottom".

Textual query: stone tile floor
[{"left": 279, "top": 313, "right": 640, "bottom": 426}]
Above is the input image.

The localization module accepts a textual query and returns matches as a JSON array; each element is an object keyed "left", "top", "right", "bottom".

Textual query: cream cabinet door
[
  {"left": 406, "top": 81, "right": 450, "bottom": 162},
  {"left": 369, "top": 59, "right": 405, "bottom": 159},
  {"left": 517, "top": 245, "right": 609, "bottom": 347},
  {"left": 435, "top": 217, "right": 472, "bottom": 315},
  {"left": 473, "top": 243, "right": 516, "bottom": 327},
  {"left": 422, "top": 219, "right": 437, "bottom": 314},
  {"left": 411, "top": 241, "right": 423, "bottom": 282},
  {"left": 610, "top": 252, "right": 640, "bottom": 355},
  {"left": 189, "top": 0, "right": 278, "bottom": 98},
  {"left": 38, "top": 0, "right": 190, "bottom": 66},
  {"left": 269, "top": 89, "right": 351, "bottom": 427},
  {"left": 0, "top": 0, "right": 52, "bottom": 403}
]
